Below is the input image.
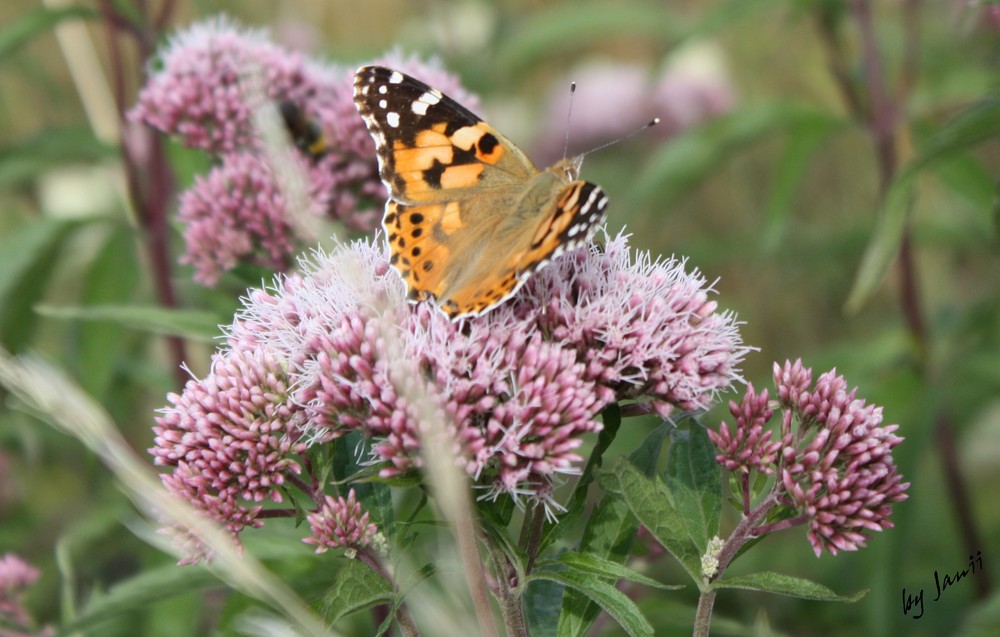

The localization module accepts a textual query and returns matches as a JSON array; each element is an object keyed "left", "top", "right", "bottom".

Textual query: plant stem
[
  {"left": 357, "top": 549, "right": 421, "bottom": 637},
  {"left": 692, "top": 589, "right": 716, "bottom": 637},
  {"left": 96, "top": 0, "right": 187, "bottom": 387},
  {"left": 485, "top": 536, "right": 529, "bottom": 637},
  {"left": 845, "top": 0, "right": 989, "bottom": 599}
]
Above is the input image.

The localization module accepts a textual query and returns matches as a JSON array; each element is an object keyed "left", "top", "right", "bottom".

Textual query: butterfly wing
[
  {"left": 354, "top": 66, "right": 535, "bottom": 204},
  {"left": 353, "top": 66, "right": 608, "bottom": 319}
]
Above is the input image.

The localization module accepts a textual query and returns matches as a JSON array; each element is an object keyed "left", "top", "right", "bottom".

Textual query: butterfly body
[{"left": 353, "top": 66, "right": 608, "bottom": 318}]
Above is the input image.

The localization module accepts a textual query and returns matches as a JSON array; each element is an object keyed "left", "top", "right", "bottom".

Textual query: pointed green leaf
[
  {"left": 524, "top": 578, "right": 564, "bottom": 637},
  {"left": 35, "top": 304, "right": 223, "bottom": 341},
  {"left": 320, "top": 559, "right": 393, "bottom": 624},
  {"left": 761, "top": 118, "right": 844, "bottom": 249},
  {"left": 555, "top": 423, "right": 668, "bottom": 637},
  {"left": 846, "top": 95, "right": 1000, "bottom": 312},
  {"left": 497, "top": 5, "right": 682, "bottom": 74},
  {"left": 607, "top": 457, "right": 702, "bottom": 582},
  {"left": 713, "top": 571, "right": 866, "bottom": 602},
  {"left": 0, "top": 219, "right": 78, "bottom": 351},
  {"left": 0, "top": 128, "right": 115, "bottom": 186},
  {"left": 333, "top": 431, "right": 394, "bottom": 535},
  {"left": 73, "top": 225, "right": 140, "bottom": 400},
  {"left": 541, "top": 552, "right": 680, "bottom": 590},
  {"left": 632, "top": 104, "right": 845, "bottom": 208},
  {"left": 60, "top": 565, "right": 221, "bottom": 634},
  {"left": 540, "top": 403, "right": 622, "bottom": 551},
  {"left": 665, "top": 424, "right": 721, "bottom": 554},
  {"left": 537, "top": 568, "right": 653, "bottom": 637}
]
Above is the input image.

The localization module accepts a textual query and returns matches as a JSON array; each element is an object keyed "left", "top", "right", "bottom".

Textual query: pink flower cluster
[
  {"left": 151, "top": 228, "right": 745, "bottom": 536},
  {"left": 711, "top": 360, "right": 909, "bottom": 556},
  {"left": 152, "top": 348, "right": 308, "bottom": 545},
  {"left": 130, "top": 17, "right": 477, "bottom": 285},
  {"left": 0, "top": 553, "right": 40, "bottom": 631},
  {"left": 304, "top": 490, "right": 380, "bottom": 553}
]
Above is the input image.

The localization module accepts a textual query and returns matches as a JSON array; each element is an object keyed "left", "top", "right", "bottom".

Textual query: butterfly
[{"left": 353, "top": 65, "right": 608, "bottom": 319}]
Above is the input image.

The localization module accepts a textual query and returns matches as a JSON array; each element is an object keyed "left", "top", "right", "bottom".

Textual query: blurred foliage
[{"left": 0, "top": 1, "right": 998, "bottom": 636}]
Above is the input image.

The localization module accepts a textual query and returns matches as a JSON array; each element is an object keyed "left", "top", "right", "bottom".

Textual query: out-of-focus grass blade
[
  {"left": 846, "top": 95, "right": 1000, "bottom": 313},
  {"left": 36, "top": 304, "right": 224, "bottom": 342},
  {"left": 0, "top": 5, "right": 97, "bottom": 58}
]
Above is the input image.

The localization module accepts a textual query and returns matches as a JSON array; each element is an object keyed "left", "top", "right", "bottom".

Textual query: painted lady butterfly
[{"left": 353, "top": 66, "right": 609, "bottom": 319}]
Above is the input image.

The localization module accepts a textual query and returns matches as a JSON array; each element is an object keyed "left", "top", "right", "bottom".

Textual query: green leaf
[
  {"left": 0, "top": 128, "right": 115, "bottom": 186},
  {"left": 497, "top": 5, "right": 683, "bottom": 74},
  {"left": 665, "top": 424, "right": 721, "bottom": 554},
  {"left": 631, "top": 103, "right": 844, "bottom": 209},
  {"left": 713, "top": 571, "right": 866, "bottom": 602},
  {"left": 537, "top": 568, "right": 653, "bottom": 637},
  {"left": 540, "top": 403, "right": 622, "bottom": 551},
  {"left": 0, "top": 219, "right": 77, "bottom": 351},
  {"left": 333, "top": 431, "right": 394, "bottom": 536},
  {"left": 606, "top": 457, "right": 702, "bottom": 582},
  {"left": 846, "top": 96, "right": 1000, "bottom": 312},
  {"left": 35, "top": 304, "right": 224, "bottom": 341},
  {"left": 59, "top": 565, "right": 221, "bottom": 634},
  {"left": 319, "top": 559, "right": 393, "bottom": 625},
  {"left": 525, "top": 577, "right": 564, "bottom": 637},
  {"left": 73, "top": 225, "right": 140, "bottom": 400},
  {"left": 555, "top": 423, "right": 668, "bottom": 637},
  {"left": 761, "top": 118, "right": 844, "bottom": 250},
  {"left": 541, "top": 552, "right": 680, "bottom": 591},
  {"left": 0, "top": 5, "right": 97, "bottom": 59}
]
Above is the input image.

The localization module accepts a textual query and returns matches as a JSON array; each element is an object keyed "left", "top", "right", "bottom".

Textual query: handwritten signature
[{"left": 902, "top": 550, "right": 983, "bottom": 619}]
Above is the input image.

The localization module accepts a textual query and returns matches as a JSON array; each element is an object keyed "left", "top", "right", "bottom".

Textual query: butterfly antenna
[
  {"left": 580, "top": 117, "right": 661, "bottom": 158},
  {"left": 562, "top": 81, "right": 577, "bottom": 162}
]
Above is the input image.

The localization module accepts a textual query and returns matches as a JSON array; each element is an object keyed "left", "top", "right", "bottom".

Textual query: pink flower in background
[
  {"left": 536, "top": 42, "right": 736, "bottom": 161},
  {"left": 129, "top": 17, "right": 477, "bottom": 285},
  {"left": 0, "top": 553, "right": 40, "bottom": 631}
]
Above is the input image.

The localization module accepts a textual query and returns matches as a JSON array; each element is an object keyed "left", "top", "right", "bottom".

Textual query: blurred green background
[{"left": 1, "top": 1, "right": 998, "bottom": 636}]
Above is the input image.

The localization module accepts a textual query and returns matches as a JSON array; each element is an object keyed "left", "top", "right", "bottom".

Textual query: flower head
[
  {"left": 304, "top": 490, "right": 381, "bottom": 553},
  {"left": 0, "top": 554, "right": 38, "bottom": 597},
  {"left": 708, "top": 384, "right": 781, "bottom": 475},
  {"left": 712, "top": 359, "right": 909, "bottom": 557},
  {"left": 0, "top": 553, "right": 40, "bottom": 629},
  {"left": 130, "top": 18, "right": 477, "bottom": 284},
  {"left": 152, "top": 347, "right": 308, "bottom": 547},
  {"left": 154, "top": 229, "right": 744, "bottom": 544}
]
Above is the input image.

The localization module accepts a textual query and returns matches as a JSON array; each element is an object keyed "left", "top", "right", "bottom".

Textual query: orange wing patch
[{"left": 384, "top": 201, "right": 464, "bottom": 302}]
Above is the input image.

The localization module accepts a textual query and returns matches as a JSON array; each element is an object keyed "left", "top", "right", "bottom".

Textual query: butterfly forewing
[{"left": 352, "top": 65, "right": 610, "bottom": 319}]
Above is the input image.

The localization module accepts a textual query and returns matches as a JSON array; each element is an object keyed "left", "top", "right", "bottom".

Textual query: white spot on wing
[
  {"left": 389, "top": 71, "right": 403, "bottom": 84},
  {"left": 386, "top": 112, "right": 400, "bottom": 127},
  {"left": 419, "top": 91, "right": 441, "bottom": 106},
  {"left": 378, "top": 85, "right": 388, "bottom": 95},
  {"left": 412, "top": 101, "right": 429, "bottom": 115},
  {"left": 379, "top": 99, "right": 388, "bottom": 109}
]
